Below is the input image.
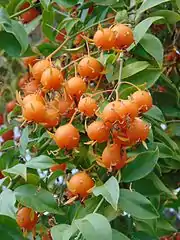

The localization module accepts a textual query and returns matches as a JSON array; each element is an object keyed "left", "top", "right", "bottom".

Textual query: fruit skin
[
  {"left": 50, "top": 163, "right": 66, "bottom": 172},
  {"left": 18, "top": 73, "right": 29, "bottom": 89},
  {"left": 20, "top": 3, "right": 39, "bottom": 24},
  {"left": 93, "top": 28, "right": 116, "bottom": 50},
  {"left": 43, "top": 107, "right": 60, "bottom": 128},
  {"left": 78, "top": 97, "right": 98, "bottom": 117},
  {"left": 16, "top": 207, "right": 38, "bottom": 230},
  {"left": 87, "top": 121, "right": 109, "bottom": 143},
  {"left": 132, "top": 90, "right": 153, "bottom": 113},
  {"left": 2, "top": 130, "right": 14, "bottom": 142},
  {"left": 67, "top": 172, "right": 94, "bottom": 198},
  {"left": 126, "top": 118, "right": 150, "bottom": 144},
  {"left": 65, "top": 77, "right": 87, "bottom": 99},
  {"left": 55, "top": 123, "right": 80, "bottom": 150},
  {"left": 22, "top": 56, "right": 37, "bottom": 67},
  {"left": 56, "top": 29, "right": 66, "bottom": 42},
  {"left": 32, "top": 60, "right": 51, "bottom": 82},
  {"left": 0, "top": 114, "right": 3, "bottom": 125},
  {"left": 58, "top": 95, "right": 75, "bottom": 118},
  {"left": 23, "top": 80, "right": 40, "bottom": 96},
  {"left": 41, "top": 67, "right": 64, "bottom": 90},
  {"left": 6, "top": 100, "right": 16, "bottom": 113},
  {"left": 78, "top": 56, "right": 103, "bottom": 80},
  {"left": 112, "top": 24, "right": 134, "bottom": 49}
]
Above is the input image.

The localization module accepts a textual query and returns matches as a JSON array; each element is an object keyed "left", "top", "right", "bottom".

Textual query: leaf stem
[
  {"left": 10, "top": 3, "right": 40, "bottom": 19},
  {"left": 93, "top": 197, "right": 104, "bottom": 213}
]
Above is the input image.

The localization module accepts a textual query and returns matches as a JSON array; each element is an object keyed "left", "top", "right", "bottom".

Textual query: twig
[{"left": 10, "top": 3, "right": 40, "bottom": 19}]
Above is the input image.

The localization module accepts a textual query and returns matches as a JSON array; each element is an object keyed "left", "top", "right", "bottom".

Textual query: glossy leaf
[
  {"left": 122, "top": 61, "right": 149, "bottom": 79},
  {"left": 42, "top": 8, "right": 54, "bottom": 41},
  {"left": 144, "top": 105, "right": 165, "bottom": 122},
  {"left": 25, "top": 155, "right": 56, "bottom": 169},
  {"left": 93, "top": 176, "right": 119, "bottom": 210},
  {"left": 15, "top": 184, "right": 64, "bottom": 215},
  {"left": 0, "top": 215, "right": 25, "bottom": 240},
  {"left": 0, "top": 31, "right": 21, "bottom": 56},
  {"left": 0, "top": 189, "right": 17, "bottom": 219},
  {"left": 122, "top": 148, "right": 159, "bottom": 182},
  {"left": 136, "top": 0, "right": 170, "bottom": 18},
  {"left": 3, "top": 164, "right": 27, "bottom": 181},
  {"left": 51, "top": 224, "right": 77, "bottom": 240},
  {"left": 118, "top": 189, "right": 159, "bottom": 219},
  {"left": 112, "top": 229, "right": 130, "bottom": 240},
  {"left": 140, "top": 33, "right": 164, "bottom": 67},
  {"left": 74, "top": 213, "right": 112, "bottom": 240},
  {"left": 151, "top": 10, "right": 180, "bottom": 24}
]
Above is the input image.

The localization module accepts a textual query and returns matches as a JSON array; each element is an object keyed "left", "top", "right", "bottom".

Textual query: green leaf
[
  {"left": 15, "top": 184, "right": 64, "bottom": 215},
  {"left": 25, "top": 15, "right": 42, "bottom": 35},
  {"left": 3, "top": 164, "right": 27, "bottom": 181},
  {"left": 156, "top": 142, "right": 174, "bottom": 159},
  {"left": 1, "top": 140, "right": 14, "bottom": 151},
  {"left": 122, "top": 61, "right": 149, "bottom": 79},
  {"left": 42, "top": 8, "right": 54, "bottom": 41},
  {"left": 156, "top": 217, "right": 176, "bottom": 237},
  {"left": 0, "top": 215, "right": 25, "bottom": 240},
  {"left": 51, "top": 224, "right": 77, "bottom": 240},
  {"left": 112, "top": 229, "right": 130, "bottom": 240},
  {"left": 91, "top": 0, "right": 117, "bottom": 5},
  {"left": 144, "top": 105, "right": 165, "bottom": 122},
  {"left": 0, "top": 7, "right": 11, "bottom": 24},
  {"left": 3, "top": 20, "right": 29, "bottom": 54},
  {"left": 40, "top": 0, "right": 50, "bottom": 9},
  {"left": 93, "top": 176, "right": 119, "bottom": 210},
  {"left": 136, "top": 0, "right": 170, "bottom": 18},
  {"left": 150, "top": 10, "right": 180, "bottom": 24},
  {"left": 53, "top": 0, "right": 78, "bottom": 8},
  {"left": 74, "top": 213, "right": 112, "bottom": 240},
  {"left": 25, "top": 155, "right": 56, "bottom": 169},
  {"left": 115, "top": 10, "right": 128, "bottom": 23},
  {"left": 128, "top": 17, "right": 163, "bottom": 50},
  {"left": 19, "top": 126, "right": 28, "bottom": 157},
  {"left": 0, "top": 189, "right": 17, "bottom": 219},
  {"left": 65, "top": 18, "right": 79, "bottom": 35},
  {"left": 176, "top": 0, "right": 180, "bottom": 10},
  {"left": 140, "top": 33, "right": 164, "bottom": 67},
  {"left": 118, "top": 189, "right": 159, "bottom": 219},
  {"left": 122, "top": 148, "right": 159, "bottom": 182},
  {"left": 0, "top": 31, "right": 21, "bottom": 56}
]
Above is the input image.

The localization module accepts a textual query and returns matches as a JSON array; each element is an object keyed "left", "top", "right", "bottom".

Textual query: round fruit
[
  {"left": 115, "top": 148, "right": 127, "bottom": 170},
  {"left": 23, "top": 80, "right": 40, "bottom": 95},
  {"left": 20, "top": 3, "right": 39, "bottom": 24},
  {"left": 78, "top": 97, "right": 98, "bottom": 117},
  {"left": 112, "top": 24, "right": 134, "bottom": 49},
  {"left": 98, "top": 143, "right": 121, "bottom": 169},
  {"left": 0, "top": 114, "right": 3, "bottom": 125},
  {"left": 126, "top": 118, "right": 150, "bottom": 144},
  {"left": 32, "top": 59, "right": 51, "bottom": 82},
  {"left": 58, "top": 95, "right": 75, "bottom": 118},
  {"left": 50, "top": 163, "right": 66, "bottom": 172},
  {"left": 78, "top": 56, "right": 103, "bottom": 80},
  {"left": 16, "top": 207, "right": 38, "bottom": 230},
  {"left": 41, "top": 67, "right": 64, "bottom": 90},
  {"left": 67, "top": 172, "right": 94, "bottom": 198},
  {"left": 22, "top": 94, "right": 44, "bottom": 106},
  {"left": 55, "top": 123, "right": 80, "bottom": 150},
  {"left": 93, "top": 28, "right": 116, "bottom": 50},
  {"left": 22, "top": 99, "right": 46, "bottom": 123},
  {"left": 132, "top": 90, "right": 153, "bottom": 113},
  {"left": 43, "top": 107, "right": 60, "bottom": 128},
  {"left": 65, "top": 77, "right": 87, "bottom": 99},
  {"left": 112, "top": 124, "right": 130, "bottom": 146},
  {"left": 6, "top": 100, "right": 16, "bottom": 113},
  {"left": 22, "top": 56, "right": 37, "bottom": 67},
  {"left": 2, "top": 130, "right": 14, "bottom": 142},
  {"left": 87, "top": 121, "right": 109, "bottom": 143},
  {"left": 18, "top": 73, "right": 29, "bottom": 89}
]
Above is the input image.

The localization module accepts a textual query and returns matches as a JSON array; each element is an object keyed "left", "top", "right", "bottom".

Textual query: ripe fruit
[
  {"left": 6, "top": 100, "right": 16, "bottom": 113},
  {"left": 2, "top": 130, "right": 14, "bottom": 142},
  {"left": 22, "top": 56, "right": 37, "bottom": 67},
  {"left": 78, "top": 97, "right": 98, "bottom": 117},
  {"left": 55, "top": 123, "right": 80, "bottom": 150},
  {"left": 67, "top": 172, "right": 94, "bottom": 198},
  {"left": 22, "top": 94, "right": 44, "bottom": 106},
  {"left": 87, "top": 121, "right": 109, "bottom": 143},
  {"left": 16, "top": 207, "right": 38, "bottom": 230},
  {"left": 50, "top": 163, "right": 66, "bottom": 172},
  {"left": 112, "top": 24, "right": 134, "bottom": 49},
  {"left": 20, "top": 3, "right": 39, "bottom": 24},
  {"left": 0, "top": 114, "right": 3, "bottom": 125},
  {"left": 32, "top": 59, "right": 51, "bottom": 82},
  {"left": 126, "top": 118, "right": 150, "bottom": 144},
  {"left": 132, "top": 90, "right": 153, "bottom": 113},
  {"left": 112, "top": 124, "right": 130, "bottom": 146},
  {"left": 58, "top": 95, "right": 75, "bottom": 118},
  {"left": 56, "top": 29, "right": 66, "bottom": 42},
  {"left": 22, "top": 99, "right": 46, "bottom": 123},
  {"left": 74, "top": 33, "right": 84, "bottom": 46},
  {"left": 18, "top": 74, "right": 29, "bottom": 89},
  {"left": 41, "top": 67, "right": 64, "bottom": 90},
  {"left": 65, "top": 77, "right": 87, "bottom": 99},
  {"left": 78, "top": 56, "right": 103, "bottom": 80},
  {"left": 43, "top": 107, "right": 60, "bottom": 128},
  {"left": 23, "top": 80, "right": 40, "bottom": 95},
  {"left": 98, "top": 143, "right": 121, "bottom": 169},
  {"left": 93, "top": 28, "right": 116, "bottom": 50},
  {"left": 115, "top": 148, "right": 127, "bottom": 170}
]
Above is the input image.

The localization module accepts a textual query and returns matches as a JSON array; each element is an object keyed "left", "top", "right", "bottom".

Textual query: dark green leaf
[
  {"left": 118, "top": 189, "right": 159, "bottom": 219},
  {"left": 42, "top": 8, "right": 54, "bottom": 41},
  {"left": 1, "top": 140, "right": 14, "bottom": 151},
  {"left": 144, "top": 106, "right": 165, "bottom": 122},
  {"left": 0, "top": 189, "right": 16, "bottom": 219},
  {"left": 91, "top": 0, "right": 117, "bottom": 5},
  {"left": 15, "top": 184, "right": 64, "bottom": 215},
  {"left": 122, "top": 61, "right": 149, "bottom": 79},
  {"left": 122, "top": 148, "right": 159, "bottom": 182},
  {"left": 3, "top": 164, "right": 27, "bottom": 181},
  {"left": 112, "top": 229, "right": 130, "bottom": 240},
  {"left": 93, "top": 176, "right": 119, "bottom": 210},
  {"left": 150, "top": 10, "right": 180, "bottom": 24},
  {"left": 156, "top": 142, "right": 174, "bottom": 159},
  {"left": 25, "top": 155, "right": 56, "bottom": 169},
  {"left": 74, "top": 213, "right": 112, "bottom": 240},
  {"left": 156, "top": 217, "right": 176, "bottom": 237},
  {"left": 19, "top": 126, "right": 28, "bottom": 157},
  {"left": 51, "top": 224, "right": 77, "bottom": 240},
  {"left": 140, "top": 33, "right": 164, "bottom": 67},
  {"left": 0, "top": 31, "right": 21, "bottom": 56},
  {"left": 53, "top": 0, "right": 78, "bottom": 8},
  {"left": 0, "top": 215, "right": 25, "bottom": 240}
]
